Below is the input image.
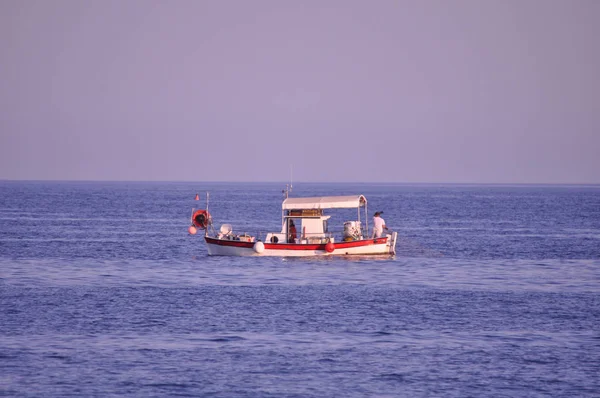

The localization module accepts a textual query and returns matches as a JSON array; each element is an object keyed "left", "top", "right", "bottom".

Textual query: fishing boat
[{"left": 188, "top": 190, "right": 397, "bottom": 257}]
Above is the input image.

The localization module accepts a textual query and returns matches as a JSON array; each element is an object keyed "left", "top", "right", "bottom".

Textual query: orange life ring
[{"left": 192, "top": 209, "right": 211, "bottom": 229}]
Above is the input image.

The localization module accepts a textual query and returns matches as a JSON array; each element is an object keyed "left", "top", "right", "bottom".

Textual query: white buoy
[
  {"left": 188, "top": 226, "right": 197, "bottom": 235},
  {"left": 253, "top": 241, "right": 265, "bottom": 253}
]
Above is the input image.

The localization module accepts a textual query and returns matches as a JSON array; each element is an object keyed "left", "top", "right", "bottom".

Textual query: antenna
[
  {"left": 283, "top": 184, "right": 292, "bottom": 199},
  {"left": 290, "top": 164, "right": 293, "bottom": 192},
  {"left": 283, "top": 165, "right": 293, "bottom": 199}
]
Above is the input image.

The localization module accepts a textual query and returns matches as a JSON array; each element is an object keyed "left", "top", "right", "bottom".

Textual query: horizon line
[{"left": 1, "top": 178, "right": 599, "bottom": 187}]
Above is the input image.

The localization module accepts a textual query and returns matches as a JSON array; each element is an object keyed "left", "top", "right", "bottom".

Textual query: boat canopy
[{"left": 282, "top": 195, "right": 367, "bottom": 210}]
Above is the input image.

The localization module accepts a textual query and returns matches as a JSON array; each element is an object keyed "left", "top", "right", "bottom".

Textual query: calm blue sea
[{"left": 1, "top": 181, "right": 599, "bottom": 397}]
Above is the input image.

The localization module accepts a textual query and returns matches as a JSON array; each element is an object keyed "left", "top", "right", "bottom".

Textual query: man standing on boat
[
  {"left": 372, "top": 212, "right": 388, "bottom": 238},
  {"left": 288, "top": 219, "right": 297, "bottom": 243}
]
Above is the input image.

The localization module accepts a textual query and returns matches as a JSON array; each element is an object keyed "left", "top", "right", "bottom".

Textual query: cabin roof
[{"left": 282, "top": 195, "right": 367, "bottom": 210}]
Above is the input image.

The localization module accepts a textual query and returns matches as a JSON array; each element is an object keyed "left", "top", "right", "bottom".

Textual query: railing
[
  {"left": 213, "top": 228, "right": 382, "bottom": 244},
  {"left": 263, "top": 229, "right": 372, "bottom": 244}
]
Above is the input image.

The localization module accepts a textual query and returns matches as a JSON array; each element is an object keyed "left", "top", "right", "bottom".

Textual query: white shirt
[{"left": 372, "top": 216, "right": 386, "bottom": 237}]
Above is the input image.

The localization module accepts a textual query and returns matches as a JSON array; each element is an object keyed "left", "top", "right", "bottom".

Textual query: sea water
[{"left": 1, "top": 181, "right": 599, "bottom": 397}]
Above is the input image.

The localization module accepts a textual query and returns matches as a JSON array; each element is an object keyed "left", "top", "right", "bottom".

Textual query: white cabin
[{"left": 265, "top": 195, "right": 368, "bottom": 244}]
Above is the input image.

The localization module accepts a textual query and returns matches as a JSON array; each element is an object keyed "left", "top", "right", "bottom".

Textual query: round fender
[
  {"left": 325, "top": 241, "right": 335, "bottom": 253},
  {"left": 253, "top": 241, "right": 265, "bottom": 253},
  {"left": 188, "top": 226, "right": 197, "bottom": 235}
]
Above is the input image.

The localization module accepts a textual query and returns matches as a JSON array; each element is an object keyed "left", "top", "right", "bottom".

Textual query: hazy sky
[{"left": 1, "top": 0, "right": 599, "bottom": 183}]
